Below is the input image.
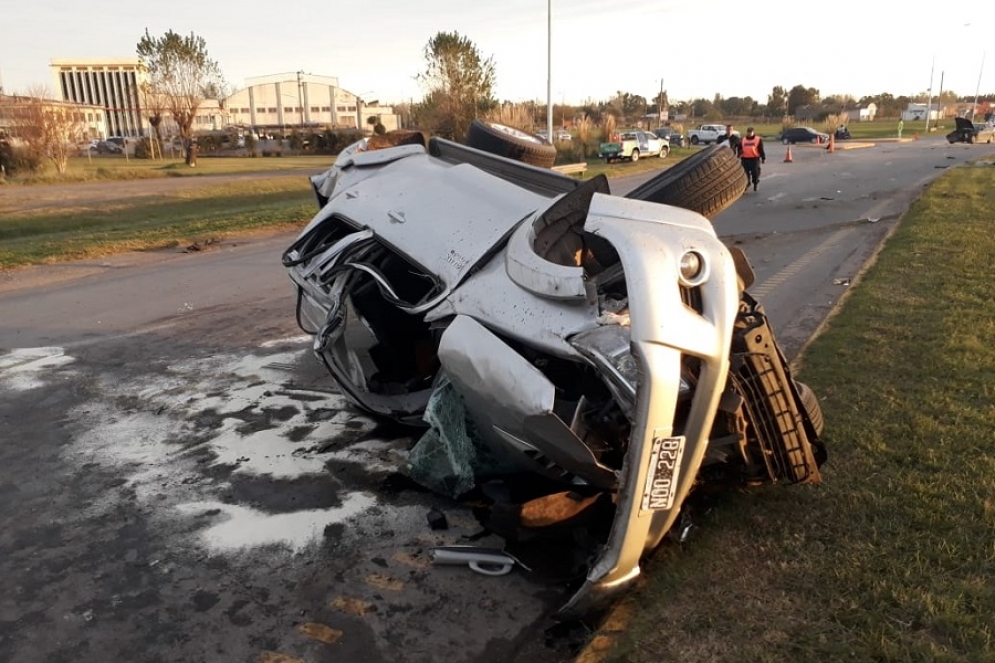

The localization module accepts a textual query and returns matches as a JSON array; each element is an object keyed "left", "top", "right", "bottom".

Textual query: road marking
[{"left": 751, "top": 227, "right": 854, "bottom": 300}]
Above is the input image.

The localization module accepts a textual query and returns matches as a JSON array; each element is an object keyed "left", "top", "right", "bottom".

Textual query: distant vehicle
[
  {"left": 598, "top": 130, "right": 670, "bottom": 162},
  {"left": 834, "top": 126, "right": 852, "bottom": 140},
  {"left": 536, "top": 129, "right": 571, "bottom": 142},
  {"left": 946, "top": 116, "right": 995, "bottom": 144},
  {"left": 780, "top": 127, "right": 830, "bottom": 145},
  {"left": 653, "top": 126, "right": 687, "bottom": 148},
  {"left": 95, "top": 140, "right": 123, "bottom": 154},
  {"left": 687, "top": 124, "right": 736, "bottom": 145}
]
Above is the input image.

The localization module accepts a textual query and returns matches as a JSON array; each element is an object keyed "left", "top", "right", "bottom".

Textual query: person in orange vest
[{"left": 736, "top": 126, "right": 766, "bottom": 192}]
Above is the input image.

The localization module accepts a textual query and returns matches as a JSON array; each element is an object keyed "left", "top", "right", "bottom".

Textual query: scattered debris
[
  {"left": 297, "top": 622, "right": 343, "bottom": 645},
  {"left": 426, "top": 507, "right": 449, "bottom": 530},
  {"left": 365, "top": 573, "right": 405, "bottom": 592},
  {"left": 330, "top": 597, "right": 375, "bottom": 616},
  {"left": 430, "top": 546, "right": 517, "bottom": 576},
  {"left": 833, "top": 278, "right": 851, "bottom": 286},
  {"left": 257, "top": 652, "right": 305, "bottom": 663}
]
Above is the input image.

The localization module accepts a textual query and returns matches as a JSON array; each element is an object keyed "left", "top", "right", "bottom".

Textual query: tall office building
[{"left": 50, "top": 59, "right": 146, "bottom": 137}]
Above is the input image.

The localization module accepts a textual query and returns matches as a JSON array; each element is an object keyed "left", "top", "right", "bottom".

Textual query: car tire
[
  {"left": 465, "top": 119, "right": 558, "bottom": 169},
  {"left": 782, "top": 137, "right": 789, "bottom": 145},
  {"left": 623, "top": 144, "right": 748, "bottom": 220},
  {"left": 795, "top": 381, "right": 824, "bottom": 437},
  {"left": 690, "top": 135, "right": 699, "bottom": 145},
  {"left": 630, "top": 149, "right": 640, "bottom": 162},
  {"left": 659, "top": 145, "right": 669, "bottom": 159}
]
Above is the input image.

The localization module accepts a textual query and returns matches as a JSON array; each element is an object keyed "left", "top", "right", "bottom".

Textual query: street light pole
[
  {"left": 925, "top": 56, "right": 935, "bottom": 134},
  {"left": 547, "top": 0, "right": 553, "bottom": 142},
  {"left": 297, "top": 70, "right": 305, "bottom": 128},
  {"left": 973, "top": 51, "right": 986, "bottom": 120}
]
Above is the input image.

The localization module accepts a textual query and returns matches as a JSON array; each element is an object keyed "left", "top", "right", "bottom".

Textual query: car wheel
[
  {"left": 464, "top": 119, "right": 558, "bottom": 168},
  {"left": 970, "top": 134, "right": 977, "bottom": 144},
  {"left": 795, "top": 381, "right": 824, "bottom": 438},
  {"left": 690, "top": 135, "right": 699, "bottom": 145},
  {"left": 630, "top": 149, "right": 640, "bottom": 162},
  {"left": 782, "top": 137, "right": 789, "bottom": 145},
  {"left": 659, "top": 146, "right": 669, "bottom": 158},
  {"left": 623, "top": 144, "right": 748, "bottom": 220}
]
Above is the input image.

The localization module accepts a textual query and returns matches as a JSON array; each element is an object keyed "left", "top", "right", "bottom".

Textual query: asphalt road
[{"left": 0, "top": 135, "right": 989, "bottom": 663}]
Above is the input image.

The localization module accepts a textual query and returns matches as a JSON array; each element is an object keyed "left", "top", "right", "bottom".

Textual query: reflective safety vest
[{"left": 741, "top": 136, "right": 761, "bottom": 159}]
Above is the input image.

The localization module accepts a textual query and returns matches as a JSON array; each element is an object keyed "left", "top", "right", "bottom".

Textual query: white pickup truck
[{"left": 687, "top": 124, "right": 739, "bottom": 145}]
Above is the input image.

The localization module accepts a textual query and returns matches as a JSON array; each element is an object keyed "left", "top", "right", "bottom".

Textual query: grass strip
[
  {"left": 0, "top": 180, "right": 315, "bottom": 269},
  {"left": 606, "top": 163, "right": 995, "bottom": 662}
]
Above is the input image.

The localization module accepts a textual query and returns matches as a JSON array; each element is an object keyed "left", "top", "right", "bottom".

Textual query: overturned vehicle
[{"left": 282, "top": 123, "right": 827, "bottom": 617}]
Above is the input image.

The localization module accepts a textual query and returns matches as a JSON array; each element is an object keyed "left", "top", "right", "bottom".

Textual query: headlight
[{"left": 679, "top": 250, "right": 707, "bottom": 286}]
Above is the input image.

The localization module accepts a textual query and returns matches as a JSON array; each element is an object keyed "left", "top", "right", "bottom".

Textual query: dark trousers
[{"left": 742, "top": 158, "right": 761, "bottom": 184}]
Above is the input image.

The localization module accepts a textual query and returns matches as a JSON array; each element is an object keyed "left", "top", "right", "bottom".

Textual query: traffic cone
[
  {"left": 784, "top": 144, "right": 793, "bottom": 162},
  {"left": 827, "top": 134, "right": 835, "bottom": 153}
]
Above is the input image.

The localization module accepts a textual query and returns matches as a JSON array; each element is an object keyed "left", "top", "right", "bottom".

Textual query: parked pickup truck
[
  {"left": 598, "top": 130, "right": 670, "bottom": 162},
  {"left": 687, "top": 124, "right": 738, "bottom": 145}
]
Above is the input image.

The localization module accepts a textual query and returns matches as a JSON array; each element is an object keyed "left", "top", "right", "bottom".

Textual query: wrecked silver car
[{"left": 282, "top": 126, "right": 827, "bottom": 617}]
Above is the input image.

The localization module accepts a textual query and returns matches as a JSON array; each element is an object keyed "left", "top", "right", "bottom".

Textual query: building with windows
[
  {"left": 47, "top": 60, "right": 397, "bottom": 139},
  {"left": 217, "top": 72, "right": 398, "bottom": 133},
  {"left": 0, "top": 93, "right": 107, "bottom": 142},
  {"left": 50, "top": 59, "right": 146, "bottom": 138}
]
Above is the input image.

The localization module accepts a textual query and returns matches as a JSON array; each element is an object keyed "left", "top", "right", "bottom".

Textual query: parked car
[
  {"left": 780, "top": 127, "right": 831, "bottom": 145},
  {"left": 95, "top": 140, "right": 123, "bottom": 154},
  {"left": 653, "top": 126, "right": 687, "bottom": 148},
  {"left": 536, "top": 129, "right": 572, "bottom": 142},
  {"left": 598, "top": 130, "right": 670, "bottom": 162},
  {"left": 283, "top": 130, "right": 827, "bottom": 618},
  {"left": 946, "top": 116, "right": 995, "bottom": 144}
]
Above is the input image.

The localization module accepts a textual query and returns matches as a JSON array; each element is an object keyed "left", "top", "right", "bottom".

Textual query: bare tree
[
  {"left": 139, "top": 80, "right": 168, "bottom": 159},
  {"left": 137, "top": 29, "right": 223, "bottom": 165},
  {"left": 7, "top": 88, "right": 84, "bottom": 175}
]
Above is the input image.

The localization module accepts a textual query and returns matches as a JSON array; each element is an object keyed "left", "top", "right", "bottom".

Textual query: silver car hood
[{"left": 301, "top": 145, "right": 553, "bottom": 296}]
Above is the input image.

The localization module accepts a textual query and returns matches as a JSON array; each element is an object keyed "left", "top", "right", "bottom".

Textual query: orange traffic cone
[
  {"left": 827, "top": 134, "right": 835, "bottom": 153},
  {"left": 784, "top": 144, "right": 793, "bottom": 162}
]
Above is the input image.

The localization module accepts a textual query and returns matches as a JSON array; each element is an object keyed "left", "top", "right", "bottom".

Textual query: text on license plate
[{"left": 641, "top": 434, "right": 686, "bottom": 511}]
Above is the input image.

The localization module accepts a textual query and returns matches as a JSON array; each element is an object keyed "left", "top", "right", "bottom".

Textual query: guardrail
[{"left": 551, "top": 162, "right": 588, "bottom": 177}]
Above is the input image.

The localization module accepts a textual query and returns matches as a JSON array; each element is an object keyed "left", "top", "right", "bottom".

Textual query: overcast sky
[{"left": 1, "top": 0, "right": 989, "bottom": 107}]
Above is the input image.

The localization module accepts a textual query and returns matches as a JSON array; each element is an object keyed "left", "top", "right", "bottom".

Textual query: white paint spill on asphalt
[
  {"left": 0, "top": 347, "right": 76, "bottom": 391},
  {"left": 176, "top": 493, "right": 378, "bottom": 552},
  {"left": 48, "top": 343, "right": 397, "bottom": 553}
]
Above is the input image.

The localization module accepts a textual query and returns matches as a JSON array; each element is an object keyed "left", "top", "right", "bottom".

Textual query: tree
[
  {"left": 6, "top": 88, "right": 84, "bottom": 175},
  {"left": 415, "top": 31, "right": 496, "bottom": 141},
  {"left": 767, "top": 86, "right": 787, "bottom": 118},
  {"left": 787, "top": 85, "right": 820, "bottom": 116},
  {"left": 137, "top": 29, "right": 223, "bottom": 165}
]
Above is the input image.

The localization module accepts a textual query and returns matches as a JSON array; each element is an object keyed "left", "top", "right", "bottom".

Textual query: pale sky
[{"left": 1, "top": 0, "right": 989, "bottom": 107}]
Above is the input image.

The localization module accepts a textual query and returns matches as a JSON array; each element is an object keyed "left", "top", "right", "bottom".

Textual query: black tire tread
[
  {"left": 623, "top": 145, "right": 748, "bottom": 219},
  {"left": 796, "top": 381, "right": 824, "bottom": 437},
  {"left": 465, "top": 119, "right": 557, "bottom": 169}
]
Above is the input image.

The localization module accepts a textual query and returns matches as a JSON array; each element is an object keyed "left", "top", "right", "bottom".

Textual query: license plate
[{"left": 641, "top": 434, "right": 686, "bottom": 511}]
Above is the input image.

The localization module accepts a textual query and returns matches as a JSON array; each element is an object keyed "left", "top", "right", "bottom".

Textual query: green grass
[
  {"left": 2, "top": 154, "right": 335, "bottom": 185},
  {"left": 604, "top": 162, "right": 995, "bottom": 662},
  {"left": 0, "top": 178, "right": 315, "bottom": 268}
]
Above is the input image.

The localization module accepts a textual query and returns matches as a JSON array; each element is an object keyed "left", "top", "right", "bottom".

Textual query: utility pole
[{"left": 658, "top": 78, "right": 664, "bottom": 128}]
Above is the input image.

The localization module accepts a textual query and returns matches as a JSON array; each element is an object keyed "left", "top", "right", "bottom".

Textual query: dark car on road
[
  {"left": 780, "top": 127, "right": 830, "bottom": 145},
  {"left": 653, "top": 126, "right": 687, "bottom": 148},
  {"left": 95, "top": 140, "right": 124, "bottom": 154},
  {"left": 946, "top": 116, "right": 995, "bottom": 144}
]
